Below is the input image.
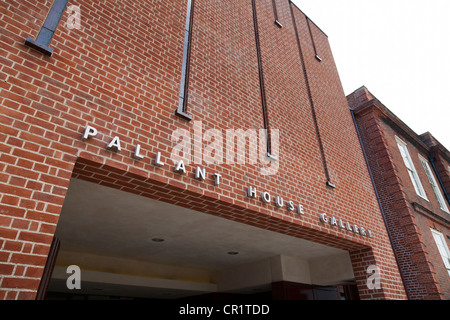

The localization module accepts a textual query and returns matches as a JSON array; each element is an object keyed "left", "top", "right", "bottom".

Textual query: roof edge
[
  {"left": 348, "top": 87, "right": 450, "bottom": 161},
  {"left": 289, "top": 0, "right": 328, "bottom": 38}
]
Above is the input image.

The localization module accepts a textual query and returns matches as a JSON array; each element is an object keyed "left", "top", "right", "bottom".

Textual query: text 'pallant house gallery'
[{"left": 0, "top": 0, "right": 412, "bottom": 300}]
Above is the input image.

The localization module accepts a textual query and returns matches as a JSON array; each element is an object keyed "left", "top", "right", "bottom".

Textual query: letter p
[{"left": 82, "top": 125, "right": 97, "bottom": 141}]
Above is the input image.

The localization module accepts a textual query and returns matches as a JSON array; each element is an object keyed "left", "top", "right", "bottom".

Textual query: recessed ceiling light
[
  {"left": 152, "top": 238, "right": 165, "bottom": 242},
  {"left": 227, "top": 251, "right": 239, "bottom": 255}
]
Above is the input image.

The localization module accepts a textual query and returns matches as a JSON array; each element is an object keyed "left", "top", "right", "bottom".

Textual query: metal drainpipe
[
  {"left": 429, "top": 156, "right": 450, "bottom": 206},
  {"left": 350, "top": 108, "right": 410, "bottom": 300}
]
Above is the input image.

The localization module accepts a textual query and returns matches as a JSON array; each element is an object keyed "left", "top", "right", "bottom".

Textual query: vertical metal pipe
[
  {"left": 289, "top": 1, "right": 334, "bottom": 187},
  {"left": 25, "top": 0, "right": 70, "bottom": 56},
  {"left": 251, "top": 0, "right": 272, "bottom": 156},
  {"left": 175, "top": 0, "right": 195, "bottom": 121}
]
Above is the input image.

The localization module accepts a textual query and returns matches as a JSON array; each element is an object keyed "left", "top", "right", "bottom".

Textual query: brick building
[
  {"left": 0, "top": 0, "right": 409, "bottom": 300},
  {"left": 349, "top": 86, "right": 450, "bottom": 300}
]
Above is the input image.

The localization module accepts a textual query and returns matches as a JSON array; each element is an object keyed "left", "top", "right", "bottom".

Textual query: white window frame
[
  {"left": 395, "top": 136, "right": 428, "bottom": 200},
  {"left": 430, "top": 229, "right": 450, "bottom": 277},
  {"left": 419, "top": 155, "right": 449, "bottom": 213}
]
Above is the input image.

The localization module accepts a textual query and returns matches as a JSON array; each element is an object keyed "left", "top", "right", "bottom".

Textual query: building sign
[
  {"left": 81, "top": 125, "right": 373, "bottom": 239},
  {"left": 319, "top": 213, "right": 372, "bottom": 238},
  {"left": 244, "top": 187, "right": 372, "bottom": 239},
  {"left": 245, "top": 186, "right": 304, "bottom": 215}
]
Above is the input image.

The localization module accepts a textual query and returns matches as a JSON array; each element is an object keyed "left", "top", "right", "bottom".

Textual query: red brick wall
[
  {"left": 379, "top": 117, "right": 449, "bottom": 299},
  {"left": 414, "top": 209, "right": 450, "bottom": 299},
  {"left": 1, "top": 0, "right": 406, "bottom": 299},
  {"left": 351, "top": 99, "right": 448, "bottom": 300},
  {"left": 424, "top": 139, "right": 450, "bottom": 296}
]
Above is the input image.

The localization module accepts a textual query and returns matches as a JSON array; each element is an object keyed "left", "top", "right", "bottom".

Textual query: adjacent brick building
[
  {"left": 349, "top": 86, "right": 450, "bottom": 300},
  {"left": 0, "top": 0, "right": 410, "bottom": 300}
]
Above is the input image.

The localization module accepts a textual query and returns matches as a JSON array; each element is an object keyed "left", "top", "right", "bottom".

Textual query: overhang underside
[{"left": 48, "top": 178, "right": 356, "bottom": 299}]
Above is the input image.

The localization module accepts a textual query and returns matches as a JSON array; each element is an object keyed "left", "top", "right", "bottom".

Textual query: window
[
  {"left": 430, "top": 229, "right": 450, "bottom": 277},
  {"left": 395, "top": 136, "right": 427, "bottom": 200},
  {"left": 419, "top": 155, "right": 449, "bottom": 213}
]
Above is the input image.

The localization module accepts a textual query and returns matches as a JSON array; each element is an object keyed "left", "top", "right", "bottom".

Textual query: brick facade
[
  {"left": 0, "top": 0, "right": 407, "bottom": 299},
  {"left": 349, "top": 86, "right": 450, "bottom": 300}
]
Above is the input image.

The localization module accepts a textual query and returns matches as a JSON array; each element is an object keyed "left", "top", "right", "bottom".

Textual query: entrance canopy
[{"left": 48, "top": 178, "right": 355, "bottom": 299}]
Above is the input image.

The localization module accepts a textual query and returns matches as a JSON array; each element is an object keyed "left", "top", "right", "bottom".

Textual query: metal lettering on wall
[
  {"left": 319, "top": 213, "right": 372, "bottom": 238},
  {"left": 82, "top": 125, "right": 224, "bottom": 185},
  {"left": 81, "top": 125, "right": 373, "bottom": 240},
  {"left": 246, "top": 186, "right": 304, "bottom": 216}
]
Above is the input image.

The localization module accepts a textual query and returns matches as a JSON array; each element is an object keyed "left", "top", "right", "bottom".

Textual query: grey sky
[{"left": 292, "top": 0, "right": 450, "bottom": 148}]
